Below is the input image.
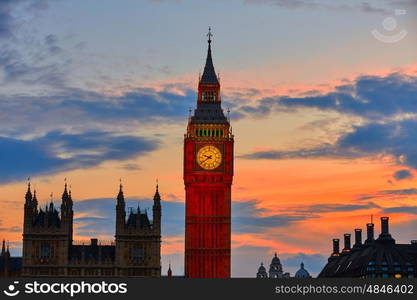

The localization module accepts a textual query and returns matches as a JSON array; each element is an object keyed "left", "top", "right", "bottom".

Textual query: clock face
[{"left": 197, "top": 145, "right": 222, "bottom": 170}]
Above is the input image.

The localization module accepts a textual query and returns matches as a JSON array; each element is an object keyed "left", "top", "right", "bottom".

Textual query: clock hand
[{"left": 201, "top": 156, "right": 212, "bottom": 163}]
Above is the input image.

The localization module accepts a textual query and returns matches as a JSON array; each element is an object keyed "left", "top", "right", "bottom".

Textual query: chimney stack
[
  {"left": 365, "top": 223, "right": 374, "bottom": 244},
  {"left": 332, "top": 238, "right": 340, "bottom": 256},
  {"left": 381, "top": 217, "right": 389, "bottom": 235},
  {"left": 354, "top": 228, "right": 362, "bottom": 248},
  {"left": 342, "top": 234, "right": 351, "bottom": 253},
  {"left": 378, "top": 216, "right": 395, "bottom": 243}
]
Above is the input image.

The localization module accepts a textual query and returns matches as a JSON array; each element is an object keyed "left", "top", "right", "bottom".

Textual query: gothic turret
[
  {"left": 115, "top": 181, "right": 126, "bottom": 235},
  {"left": 60, "top": 181, "right": 74, "bottom": 243},
  {"left": 61, "top": 181, "right": 73, "bottom": 211},
  {"left": 23, "top": 180, "right": 34, "bottom": 232},
  {"left": 153, "top": 184, "right": 161, "bottom": 231},
  {"left": 25, "top": 181, "right": 32, "bottom": 204},
  {"left": 32, "top": 189, "right": 38, "bottom": 213}
]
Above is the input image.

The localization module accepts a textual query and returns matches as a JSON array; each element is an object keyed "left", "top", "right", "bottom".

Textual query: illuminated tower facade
[{"left": 183, "top": 29, "right": 234, "bottom": 278}]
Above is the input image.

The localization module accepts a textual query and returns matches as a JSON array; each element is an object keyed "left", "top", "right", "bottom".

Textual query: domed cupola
[
  {"left": 256, "top": 262, "right": 268, "bottom": 278},
  {"left": 295, "top": 262, "right": 311, "bottom": 278},
  {"left": 269, "top": 252, "right": 284, "bottom": 278}
]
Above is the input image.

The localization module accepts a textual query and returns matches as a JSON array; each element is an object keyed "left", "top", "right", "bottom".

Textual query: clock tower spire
[{"left": 184, "top": 28, "right": 234, "bottom": 278}]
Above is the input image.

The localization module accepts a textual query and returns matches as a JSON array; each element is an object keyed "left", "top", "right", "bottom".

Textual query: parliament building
[{"left": 1, "top": 182, "right": 162, "bottom": 277}]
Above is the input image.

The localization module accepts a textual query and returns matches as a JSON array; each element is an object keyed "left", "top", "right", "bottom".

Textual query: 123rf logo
[{"left": 3, "top": 281, "right": 128, "bottom": 297}]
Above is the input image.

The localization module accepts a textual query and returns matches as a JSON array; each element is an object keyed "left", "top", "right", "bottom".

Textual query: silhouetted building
[
  {"left": 13, "top": 181, "right": 162, "bottom": 277},
  {"left": 319, "top": 217, "right": 417, "bottom": 278},
  {"left": 184, "top": 28, "right": 234, "bottom": 278},
  {"left": 256, "top": 262, "right": 268, "bottom": 278},
  {"left": 256, "top": 252, "right": 290, "bottom": 278},
  {"left": 0, "top": 240, "right": 22, "bottom": 277},
  {"left": 294, "top": 262, "right": 311, "bottom": 278}
]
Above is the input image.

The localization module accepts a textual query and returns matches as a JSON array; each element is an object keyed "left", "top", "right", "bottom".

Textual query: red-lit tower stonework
[{"left": 184, "top": 30, "right": 233, "bottom": 278}]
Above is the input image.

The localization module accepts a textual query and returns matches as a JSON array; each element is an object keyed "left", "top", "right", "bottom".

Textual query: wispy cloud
[
  {"left": 0, "top": 1, "right": 48, "bottom": 40},
  {"left": 239, "top": 73, "right": 417, "bottom": 120},
  {"left": 0, "top": 131, "right": 159, "bottom": 183},
  {"left": 243, "top": 0, "right": 391, "bottom": 14},
  {"left": 380, "top": 188, "right": 417, "bottom": 195},
  {"left": 297, "top": 202, "right": 380, "bottom": 213},
  {"left": 239, "top": 73, "right": 417, "bottom": 172},
  {"left": 232, "top": 200, "right": 314, "bottom": 234}
]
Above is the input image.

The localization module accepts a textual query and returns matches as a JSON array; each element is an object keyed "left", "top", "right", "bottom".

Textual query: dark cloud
[
  {"left": 0, "top": 87, "right": 196, "bottom": 136},
  {"left": 356, "top": 188, "right": 417, "bottom": 202},
  {"left": 393, "top": 169, "right": 413, "bottom": 181},
  {"left": 241, "top": 117, "right": 417, "bottom": 171},
  {"left": 240, "top": 74, "right": 417, "bottom": 120},
  {"left": 232, "top": 200, "right": 313, "bottom": 234},
  {"left": 240, "top": 145, "right": 362, "bottom": 160},
  {"left": 0, "top": 131, "right": 159, "bottom": 183},
  {"left": 240, "top": 73, "right": 417, "bottom": 168},
  {"left": 356, "top": 195, "right": 377, "bottom": 201},
  {"left": 383, "top": 206, "right": 417, "bottom": 214},
  {"left": 380, "top": 188, "right": 417, "bottom": 195},
  {"left": 299, "top": 202, "right": 380, "bottom": 213}
]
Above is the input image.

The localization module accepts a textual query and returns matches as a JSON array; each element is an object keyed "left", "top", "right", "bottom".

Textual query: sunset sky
[{"left": 0, "top": 0, "right": 417, "bottom": 277}]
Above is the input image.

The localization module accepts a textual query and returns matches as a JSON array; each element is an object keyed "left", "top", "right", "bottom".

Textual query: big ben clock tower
[{"left": 184, "top": 28, "right": 234, "bottom": 278}]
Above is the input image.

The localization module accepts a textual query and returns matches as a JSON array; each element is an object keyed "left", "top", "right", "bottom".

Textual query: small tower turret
[
  {"left": 23, "top": 180, "right": 34, "bottom": 232},
  {"left": 1, "top": 239, "right": 5, "bottom": 256},
  {"left": 115, "top": 180, "right": 126, "bottom": 235},
  {"left": 152, "top": 183, "right": 161, "bottom": 232}
]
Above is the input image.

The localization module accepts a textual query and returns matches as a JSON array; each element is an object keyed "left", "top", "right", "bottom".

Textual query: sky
[{"left": 0, "top": 0, "right": 416, "bottom": 277}]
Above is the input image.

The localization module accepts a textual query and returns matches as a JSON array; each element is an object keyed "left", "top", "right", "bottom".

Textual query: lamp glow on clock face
[{"left": 197, "top": 145, "right": 222, "bottom": 170}]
